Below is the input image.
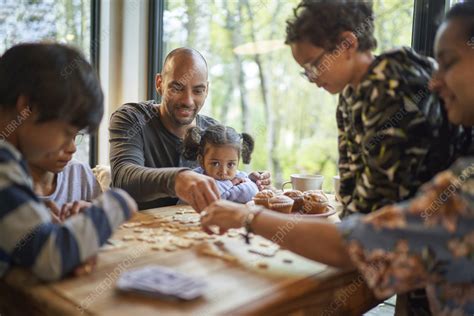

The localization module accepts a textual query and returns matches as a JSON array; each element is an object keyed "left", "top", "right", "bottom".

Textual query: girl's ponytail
[
  {"left": 241, "top": 132, "right": 255, "bottom": 164},
  {"left": 182, "top": 126, "right": 203, "bottom": 161}
]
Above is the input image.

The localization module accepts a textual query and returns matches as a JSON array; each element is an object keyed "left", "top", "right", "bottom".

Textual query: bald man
[{"left": 109, "top": 48, "right": 269, "bottom": 211}]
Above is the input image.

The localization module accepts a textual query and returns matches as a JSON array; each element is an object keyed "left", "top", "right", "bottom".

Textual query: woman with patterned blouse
[{"left": 200, "top": 2, "right": 474, "bottom": 315}]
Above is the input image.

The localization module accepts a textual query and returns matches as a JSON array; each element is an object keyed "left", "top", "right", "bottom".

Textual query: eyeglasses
[
  {"left": 74, "top": 132, "right": 85, "bottom": 146},
  {"left": 300, "top": 51, "right": 328, "bottom": 82}
]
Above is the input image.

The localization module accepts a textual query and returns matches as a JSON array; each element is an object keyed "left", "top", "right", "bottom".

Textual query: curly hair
[
  {"left": 285, "top": 0, "right": 377, "bottom": 52},
  {"left": 182, "top": 125, "right": 254, "bottom": 164},
  {"left": 445, "top": 1, "right": 474, "bottom": 41}
]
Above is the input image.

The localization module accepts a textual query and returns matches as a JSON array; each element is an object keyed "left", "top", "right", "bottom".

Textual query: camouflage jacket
[{"left": 337, "top": 47, "right": 470, "bottom": 216}]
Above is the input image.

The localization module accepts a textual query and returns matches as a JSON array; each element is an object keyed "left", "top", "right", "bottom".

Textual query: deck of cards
[{"left": 117, "top": 265, "right": 207, "bottom": 300}]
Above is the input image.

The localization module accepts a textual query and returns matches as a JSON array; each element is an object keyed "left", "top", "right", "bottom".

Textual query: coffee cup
[
  {"left": 281, "top": 174, "right": 324, "bottom": 192},
  {"left": 333, "top": 175, "right": 341, "bottom": 201}
]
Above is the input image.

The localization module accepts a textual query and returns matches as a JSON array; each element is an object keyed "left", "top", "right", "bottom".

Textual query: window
[
  {"left": 448, "top": 0, "right": 463, "bottom": 6},
  {"left": 162, "top": 0, "right": 415, "bottom": 191},
  {"left": 0, "top": 0, "right": 94, "bottom": 164}
]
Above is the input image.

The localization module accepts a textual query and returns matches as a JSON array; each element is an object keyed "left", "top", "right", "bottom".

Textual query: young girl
[
  {"left": 182, "top": 124, "right": 258, "bottom": 203},
  {"left": 28, "top": 132, "right": 102, "bottom": 222}
]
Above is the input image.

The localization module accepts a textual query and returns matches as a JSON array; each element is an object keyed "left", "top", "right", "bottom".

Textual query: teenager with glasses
[{"left": 287, "top": 0, "right": 469, "bottom": 219}]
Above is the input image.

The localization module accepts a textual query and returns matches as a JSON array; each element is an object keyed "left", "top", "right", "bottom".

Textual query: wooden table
[{"left": 0, "top": 205, "right": 378, "bottom": 315}]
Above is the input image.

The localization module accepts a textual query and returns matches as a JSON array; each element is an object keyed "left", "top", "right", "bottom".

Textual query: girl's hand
[
  {"left": 249, "top": 171, "right": 272, "bottom": 190},
  {"left": 44, "top": 200, "right": 92, "bottom": 223},
  {"left": 231, "top": 177, "right": 247, "bottom": 186},
  {"left": 60, "top": 201, "right": 92, "bottom": 221},
  {"left": 200, "top": 200, "right": 249, "bottom": 235},
  {"left": 44, "top": 200, "right": 62, "bottom": 223}
]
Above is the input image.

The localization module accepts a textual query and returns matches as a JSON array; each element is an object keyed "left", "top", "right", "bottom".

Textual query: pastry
[
  {"left": 253, "top": 189, "right": 275, "bottom": 208},
  {"left": 283, "top": 190, "right": 304, "bottom": 212},
  {"left": 268, "top": 195, "right": 294, "bottom": 214},
  {"left": 303, "top": 190, "right": 330, "bottom": 214}
]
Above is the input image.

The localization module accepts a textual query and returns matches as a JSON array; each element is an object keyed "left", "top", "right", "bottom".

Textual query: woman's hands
[{"left": 200, "top": 200, "right": 250, "bottom": 235}]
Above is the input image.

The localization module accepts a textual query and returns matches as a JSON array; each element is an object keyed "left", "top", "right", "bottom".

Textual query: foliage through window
[{"left": 0, "top": 0, "right": 93, "bottom": 164}]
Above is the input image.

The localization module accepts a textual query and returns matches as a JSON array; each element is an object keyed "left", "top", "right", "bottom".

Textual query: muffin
[
  {"left": 303, "top": 190, "right": 330, "bottom": 214},
  {"left": 283, "top": 190, "right": 304, "bottom": 212},
  {"left": 252, "top": 189, "right": 275, "bottom": 208},
  {"left": 268, "top": 195, "right": 294, "bottom": 214}
]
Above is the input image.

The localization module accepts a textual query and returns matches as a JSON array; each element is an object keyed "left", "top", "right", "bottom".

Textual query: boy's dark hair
[
  {"left": 0, "top": 43, "right": 103, "bottom": 131},
  {"left": 183, "top": 125, "right": 254, "bottom": 164},
  {"left": 285, "top": 0, "right": 377, "bottom": 52},
  {"left": 445, "top": 1, "right": 474, "bottom": 40}
]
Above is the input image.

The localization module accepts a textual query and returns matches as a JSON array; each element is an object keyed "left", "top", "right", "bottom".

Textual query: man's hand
[
  {"left": 249, "top": 171, "right": 272, "bottom": 191},
  {"left": 175, "top": 170, "right": 220, "bottom": 212}
]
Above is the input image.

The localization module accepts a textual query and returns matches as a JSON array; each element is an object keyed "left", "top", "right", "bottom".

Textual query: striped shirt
[{"left": 0, "top": 141, "right": 132, "bottom": 281}]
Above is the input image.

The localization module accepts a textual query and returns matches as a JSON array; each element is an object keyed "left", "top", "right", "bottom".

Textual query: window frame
[
  {"left": 411, "top": 0, "right": 447, "bottom": 57},
  {"left": 89, "top": 0, "right": 101, "bottom": 168},
  {"left": 147, "top": 0, "right": 165, "bottom": 103}
]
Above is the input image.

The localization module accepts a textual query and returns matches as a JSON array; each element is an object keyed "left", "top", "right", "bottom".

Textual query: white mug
[
  {"left": 333, "top": 175, "right": 341, "bottom": 201},
  {"left": 282, "top": 174, "right": 324, "bottom": 191}
]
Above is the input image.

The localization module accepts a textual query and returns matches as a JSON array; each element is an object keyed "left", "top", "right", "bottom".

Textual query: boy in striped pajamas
[{"left": 0, "top": 43, "right": 137, "bottom": 281}]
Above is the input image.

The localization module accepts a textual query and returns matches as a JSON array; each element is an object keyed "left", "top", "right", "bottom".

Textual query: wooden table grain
[{"left": 0, "top": 205, "right": 378, "bottom": 316}]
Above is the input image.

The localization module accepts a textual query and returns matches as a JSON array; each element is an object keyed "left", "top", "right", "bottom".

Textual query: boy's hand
[{"left": 73, "top": 255, "right": 97, "bottom": 277}]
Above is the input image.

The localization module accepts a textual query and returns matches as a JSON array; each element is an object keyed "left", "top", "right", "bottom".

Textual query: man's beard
[{"left": 170, "top": 105, "right": 197, "bottom": 126}]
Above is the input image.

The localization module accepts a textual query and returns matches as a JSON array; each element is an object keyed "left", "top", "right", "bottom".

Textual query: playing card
[{"left": 117, "top": 265, "right": 206, "bottom": 300}]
